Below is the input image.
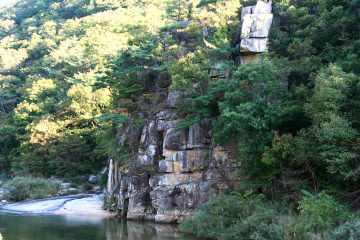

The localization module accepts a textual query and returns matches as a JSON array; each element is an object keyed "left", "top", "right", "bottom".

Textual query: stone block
[
  {"left": 139, "top": 121, "right": 157, "bottom": 146},
  {"left": 164, "top": 128, "right": 187, "bottom": 150},
  {"left": 158, "top": 160, "right": 174, "bottom": 173},
  {"left": 187, "top": 119, "right": 212, "bottom": 148},
  {"left": 157, "top": 120, "right": 178, "bottom": 132},
  {"left": 149, "top": 176, "right": 160, "bottom": 188},
  {"left": 156, "top": 110, "right": 177, "bottom": 120},
  {"left": 241, "top": 6, "right": 252, "bottom": 19},
  {"left": 127, "top": 207, "right": 146, "bottom": 220},
  {"left": 167, "top": 91, "right": 185, "bottom": 109},
  {"left": 239, "top": 1, "right": 273, "bottom": 54},
  {"left": 240, "top": 38, "right": 269, "bottom": 53},
  {"left": 172, "top": 150, "right": 209, "bottom": 172},
  {"left": 241, "top": 14, "right": 273, "bottom": 38},
  {"left": 190, "top": 172, "right": 203, "bottom": 182},
  {"left": 159, "top": 173, "right": 190, "bottom": 186},
  {"left": 240, "top": 54, "right": 259, "bottom": 65},
  {"left": 249, "top": 14, "right": 273, "bottom": 38},
  {"left": 163, "top": 148, "right": 177, "bottom": 160},
  {"left": 136, "top": 154, "right": 152, "bottom": 166}
]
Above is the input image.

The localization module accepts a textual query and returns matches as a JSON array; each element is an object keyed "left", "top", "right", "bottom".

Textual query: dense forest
[{"left": 1, "top": 0, "right": 360, "bottom": 239}]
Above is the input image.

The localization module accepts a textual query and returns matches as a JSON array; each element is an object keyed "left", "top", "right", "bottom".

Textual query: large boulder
[
  {"left": 241, "top": 38, "right": 269, "bottom": 53},
  {"left": 240, "top": 1, "right": 273, "bottom": 54},
  {"left": 241, "top": 14, "right": 273, "bottom": 39}
]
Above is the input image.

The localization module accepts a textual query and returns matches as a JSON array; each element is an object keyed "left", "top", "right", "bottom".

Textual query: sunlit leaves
[
  {"left": 0, "top": 48, "right": 27, "bottom": 72},
  {"left": 14, "top": 101, "right": 41, "bottom": 121},
  {"left": 29, "top": 118, "right": 61, "bottom": 145},
  {"left": 67, "top": 84, "right": 112, "bottom": 119},
  {"left": 26, "top": 77, "right": 56, "bottom": 101}
]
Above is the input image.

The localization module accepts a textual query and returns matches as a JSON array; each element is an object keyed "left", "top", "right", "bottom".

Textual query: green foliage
[
  {"left": 98, "top": 113, "right": 129, "bottom": 124},
  {"left": 333, "top": 217, "right": 360, "bottom": 240},
  {"left": 165, "top": 0, "right": 196, "bottom": 22},
  {"left": 101, "top": 35, "right": 160, "bottom": 112},
  {"left": 271, "top": 0, "right": 360, "bottom": 84},
  {"left": 181, "top": 192, "right": 287, "bottom": 240},
  {"left": 182, "top": 191, "right": 354, "bottom": 240},
  {"left": 213, "top": 61, "right": 287, "bottom": 145},
  {"left": 296, "top": 191, "right": 350, "bottom": 238},
  {"left": 262, "top": 65, "right": 360, "bottom": 192},
  {"left": 185, "top": 61, "right": 308, "bottom": 187},
  {"left": 0, "top": 0, "right": 243, "bottom": 180},
  {"left": 0, "top": 0, "right": 167, "bottom": 178},
  {"left": 169, "top": 51, "right": 210, "bottom": 91},
  {"left": 3, "top": 176, "right": 59, "bottom": 202},
  {"left": 196, "top": 0, "right": 218, "bottom": 8}
]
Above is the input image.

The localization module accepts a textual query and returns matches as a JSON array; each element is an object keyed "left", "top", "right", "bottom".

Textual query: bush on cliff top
[{"left": 3, "top": 177, "right": 60, "bottom": 202}]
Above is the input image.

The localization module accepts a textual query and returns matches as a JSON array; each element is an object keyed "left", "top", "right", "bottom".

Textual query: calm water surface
[{"left": 0, "top": 212, "right": 197, "bottom": 240}]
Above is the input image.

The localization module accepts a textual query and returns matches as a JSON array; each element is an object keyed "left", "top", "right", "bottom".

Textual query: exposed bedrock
[{"left": 106, "top": 102, "right": 243, "bottom": 223}]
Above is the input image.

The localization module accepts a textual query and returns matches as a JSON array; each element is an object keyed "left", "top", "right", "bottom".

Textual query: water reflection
[
  {"left": 104, "top": 219, "right": 185, "bottom": 240},
  {"left": 0, "top": 213, "right": 196, "bottom": 240}
]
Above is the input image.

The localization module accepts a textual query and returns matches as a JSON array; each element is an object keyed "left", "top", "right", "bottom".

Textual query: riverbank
[{"left": 0, "top": 194, "right": 113, "bottom": 217}]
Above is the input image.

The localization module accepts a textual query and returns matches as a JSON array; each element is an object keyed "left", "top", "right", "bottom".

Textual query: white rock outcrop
[{"left": 240, "top": 1, "right": 273, "bottom": 53}]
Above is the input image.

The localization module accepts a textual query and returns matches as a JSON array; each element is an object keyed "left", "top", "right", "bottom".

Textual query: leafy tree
[
  {"left": 296, "top": 191, "right": 350, "bottom": 239},
  {"left": 165, "top": 0, "right": 195, "bottom": 22}
]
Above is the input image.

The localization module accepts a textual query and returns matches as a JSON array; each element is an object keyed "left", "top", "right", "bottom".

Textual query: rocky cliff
[{"left": 105, "top": 1, "right": 273, "bottom": 223}]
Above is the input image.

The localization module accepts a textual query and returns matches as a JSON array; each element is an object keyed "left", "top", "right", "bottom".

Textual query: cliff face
[{"left": 105, "top": 1, "right": 273, "bottom": 223}]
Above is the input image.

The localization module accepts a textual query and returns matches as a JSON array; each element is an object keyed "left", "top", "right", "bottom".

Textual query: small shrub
[
  {"left": 3, "top": 177, "right": 60, "bottom": 202},
  {"left": 295, "top": 191, "right": 350, "bottom": 239},
  {"left": 333, "top": 217, "right": 360, "bottom": 240},
  {"left": 81, "top": 182, "right": 93, "bottom": 192},
  {"left": 180, "top": 192, "right": 288, "bottom": 240}
]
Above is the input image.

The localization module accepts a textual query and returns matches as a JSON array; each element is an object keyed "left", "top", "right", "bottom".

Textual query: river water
[{"left": 0, "top": 212, "right": 197, "bottom": 240}]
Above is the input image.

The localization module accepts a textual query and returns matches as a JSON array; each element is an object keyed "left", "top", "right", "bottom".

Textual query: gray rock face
[
  {"left": 105, "top": 108, "right": 242, "bottom": 223},
  {"left": 167, "top": 91, "right": 185, "bottom": 109},
  {"left": 240, "top": 1, "right": 273, "bottom": 53},
  {"left": 104, "top": 91, "right": 242, "bottom": 222}
]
